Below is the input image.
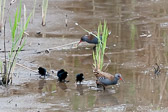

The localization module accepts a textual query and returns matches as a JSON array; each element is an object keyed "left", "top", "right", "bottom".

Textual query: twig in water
[
  {"left": 36, "top": 41, "right": 79, "bottom": 54},
  {"left": 65, "top": 14, "right": 68, "bottom": 27},
  {"left": 75, "top": 22, "right": 97, "bottom": 38}
]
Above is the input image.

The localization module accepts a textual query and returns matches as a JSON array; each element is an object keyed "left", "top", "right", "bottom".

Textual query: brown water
[{"left": 1, "top": 0, "right": 168, "bottom": 112}]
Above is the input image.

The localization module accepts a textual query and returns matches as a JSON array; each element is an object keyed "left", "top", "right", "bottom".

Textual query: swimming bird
[
  {"left": 93, "top": 69, "right": 124, "bottom": 90},
  {"left": 38, "top": 67, "right": 47, "bottom": 78},
  {"left": 57, "top": 69, "right": 68, "bottom": 82},
  {"left": 76, "top": 73, "right": 84, "bottom": 84}
]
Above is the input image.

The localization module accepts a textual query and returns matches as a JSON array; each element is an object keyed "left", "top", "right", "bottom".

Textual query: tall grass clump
[
  {"left": 42, "top": 0, "right": 48, "bottom": 26},
  {"left": 93, "top": 21, "right": 109, "bottom": 70},
  {"left": 2, "top": 0, "right": 32, "bottom": 85}
]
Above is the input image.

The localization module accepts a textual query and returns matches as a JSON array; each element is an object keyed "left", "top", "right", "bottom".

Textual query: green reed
[
  {"left": 93, "top": 21, "right": 109, "bottom": 70},
  {"left": 42, "top": 0, "right": 48, "bottom": 26},
  {"left": 1, "top": 0, "right": 32, "bottom": 85}
]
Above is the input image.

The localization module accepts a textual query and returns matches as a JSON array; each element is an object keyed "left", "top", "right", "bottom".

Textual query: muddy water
[{"left": 1, "top": 0, "right": 168, "bottom": 112}]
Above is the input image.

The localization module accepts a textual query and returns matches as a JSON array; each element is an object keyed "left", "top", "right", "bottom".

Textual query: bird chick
[
  {"left": 57, "top": 69, "right": 68, "bottom": 82},
  {"left": 38, "top": 67, "right": 47, "bottom": 78},
  {"left": 76, "top": 73, "right": 84, "bottom": 84}
]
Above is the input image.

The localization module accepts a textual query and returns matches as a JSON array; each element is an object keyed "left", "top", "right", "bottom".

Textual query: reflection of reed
[{"left": 158, "top": 75, "right": 168, "bottom": 106}]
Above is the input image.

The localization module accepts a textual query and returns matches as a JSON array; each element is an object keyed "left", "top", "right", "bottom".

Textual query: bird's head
[
  {"left": 115, "top": 73, "right": 125, "bottom": 82},
  {"left": 77, "top": 35, "right": 88, "bottom": 46},
  {"left": 80, "top": 73, "right": 84, "bottom": 78},
  {"left": 59, "top": 69, "right": 65, "bottom": 72},
  {"left": 38, "top": 67, "right": 44, "bottom": 71}
]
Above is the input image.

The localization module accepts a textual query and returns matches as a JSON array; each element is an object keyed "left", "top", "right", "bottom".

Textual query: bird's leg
[
  {"left": 96, "top": 80, "right": 105, "bottom": 90},
  {"left": 93, "top": 45, "right": 96, "bottom": 52},
  {"left": 102, "top": 85, "right": 106, "bottom": 91}
]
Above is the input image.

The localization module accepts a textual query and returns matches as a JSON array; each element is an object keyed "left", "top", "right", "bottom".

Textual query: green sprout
[{"left": 92, "top": 21, "right": 109, "bottom": 70}]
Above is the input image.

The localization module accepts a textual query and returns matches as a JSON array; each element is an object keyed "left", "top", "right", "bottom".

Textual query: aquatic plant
[
  {"left": 42, "top": 0, "right": 48, "bottom": 26},
  {"left": 75, "top": 21, "right": 109, "bottom": 70},
  {"left": 92, "top": 21, "right": 109, "bottom": 70},
  {"left": 1, "top": 0, "right": 32, "bottom": 85}
]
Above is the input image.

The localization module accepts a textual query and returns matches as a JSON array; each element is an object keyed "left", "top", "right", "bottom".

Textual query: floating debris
[{"left": 160, "top": 22, "right": 168, "bottom": 28}]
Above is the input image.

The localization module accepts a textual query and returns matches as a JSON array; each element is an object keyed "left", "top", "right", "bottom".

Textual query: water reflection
[
  {"left": 76, "top": 84, "right": 83, "bottom": 95},
  {"left": 58, "top": 82, "right": 68, "bottom": 91},
  {"left": 38, "top": 79, "right": 46, "bottom": 92},
  {"left": 33, "top": 0, "right": 168, "bottom": 111},
  {"left": 95, "top": 91, "right": 119, "bottom": 106}
]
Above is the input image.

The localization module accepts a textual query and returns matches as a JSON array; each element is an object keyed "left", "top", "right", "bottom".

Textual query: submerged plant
[
  {"left": 42, "top": 0, "right": 48, "bottom": 26},
  {"left": 1, "top": 0, "right": 32, "bottom": 85},
  {"left": 93, "top": 21, "right": 109, "bottom": 70}
]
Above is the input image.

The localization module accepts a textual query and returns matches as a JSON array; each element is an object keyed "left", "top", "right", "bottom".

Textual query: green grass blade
[
  {"left": 12, "top": 8, "right": 18, "bottom": 41},
  {"left": 18, "top": 0, "right": 22, "bottom": 22}
]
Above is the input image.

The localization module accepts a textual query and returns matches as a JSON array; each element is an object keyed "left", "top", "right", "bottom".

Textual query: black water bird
[
  {"left": 57, "top": 69, "right": 68, "bottom": 82},
  {"left": 76, "top": 73, "right": 84, "bottom": 84},
  {"left": 38, "top": 67, "right": 47, "bottom": 78}
]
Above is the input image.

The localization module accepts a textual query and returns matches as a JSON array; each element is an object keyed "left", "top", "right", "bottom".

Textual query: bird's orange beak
[
  {"left": 77, "top": 40, "right": 82, "bottom": 47},
  {"left": 120, "top": 77, "right": 125, "bottom": 83}
]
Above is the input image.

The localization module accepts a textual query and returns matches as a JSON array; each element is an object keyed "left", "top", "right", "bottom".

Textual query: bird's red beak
[
  {"left": 77, "top": 40, "right": 82, "bottom": 47},
  {"left": 120, "top": 77, "right": 125, "bottom": 83}
]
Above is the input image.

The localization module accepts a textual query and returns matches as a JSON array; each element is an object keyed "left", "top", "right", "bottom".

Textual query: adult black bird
[
  {"left": 94, "top": 69, "right": 124, "bottom": 90},
  {"left": 57, "top": 69, "right": 68, "bottom": 82},
  {"left": 76, "top": 73, "right": 84, "bottom": 84},
  {"left": 38, "top": 67, "right": 47, "bottom": 78}
]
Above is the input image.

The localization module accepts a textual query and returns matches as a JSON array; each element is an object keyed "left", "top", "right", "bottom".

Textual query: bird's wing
[
  {"left": 88, "top": 34, "right": 95, "bottom": 40},
  {"left": 93, "top": 69, "right": 114, "bottom": 81}
]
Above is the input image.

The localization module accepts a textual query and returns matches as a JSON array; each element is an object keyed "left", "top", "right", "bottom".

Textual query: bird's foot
[
  {"left": 96, "top": 80, "right": 106, "bottom": 91},
  {"left": 58, "top": 80, "right": 69, "bottom": 83}
]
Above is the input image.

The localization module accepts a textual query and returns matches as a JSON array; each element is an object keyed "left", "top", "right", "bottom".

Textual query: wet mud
[{"left": 1, "top": 0, "right": 168, "bottom": 112}]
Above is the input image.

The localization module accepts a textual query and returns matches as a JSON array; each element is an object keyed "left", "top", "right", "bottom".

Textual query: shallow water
[{"left": 1, "top": 0, "right": 168, "bottom": 112}]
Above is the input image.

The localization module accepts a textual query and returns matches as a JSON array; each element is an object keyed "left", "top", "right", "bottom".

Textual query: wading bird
[
  {"left": 78, "top": 34, "right": 99, "bottom": 46},
  {"left": 94, "top": 69, "right": 124, "bottom": 90}
]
